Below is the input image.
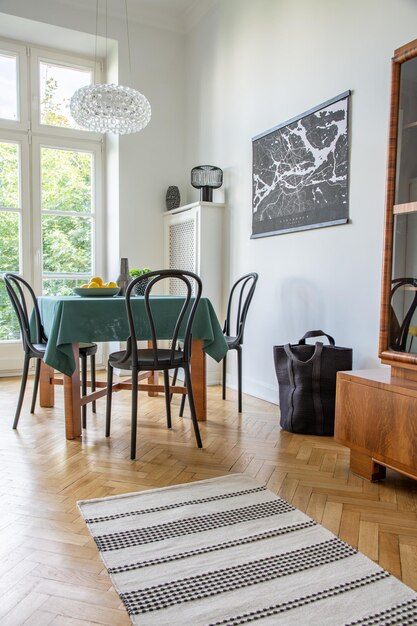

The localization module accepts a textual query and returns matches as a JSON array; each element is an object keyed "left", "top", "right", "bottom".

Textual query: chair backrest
[
  {"left": 390, "top": 277, "right": 417, "bottom": 350},
  {"left": 224, "top": 273, "right": 258, "bottom": 344},
  {"left": 121, "top": 269, "right": 203, "bottom": 368},
  {"left": 3, "top": 273, "right": 46, "bottom": 355}
]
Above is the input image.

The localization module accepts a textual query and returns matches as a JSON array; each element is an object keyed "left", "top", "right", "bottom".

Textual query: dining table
[{"left": 36, "top": 294, "right": 228, "bottom": 440}]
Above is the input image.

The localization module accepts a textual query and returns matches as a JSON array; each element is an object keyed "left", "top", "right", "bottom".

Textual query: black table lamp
[{"left": 191, "top": 165, "right": 223, "bottom": 202}]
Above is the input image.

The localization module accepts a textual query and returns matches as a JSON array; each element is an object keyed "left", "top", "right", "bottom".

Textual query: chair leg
[
  {"left": 80, "top": 353, "right": 87, "bottom": 429},
  {"left": 163, "top": 370, "right": 172, "bottom": 428},
  {"left": 170, "top": 367, "right": 179, "bottom": 402},
  {"left": 171, "top": 367, "right": 186, "bottom": 416},
  {"left": 130, "top": 368, "right": 139, "bottom": 460},
  {"left": 183, "top": 364, "right": 202, "bottom": 448},
  {"left": 179, "top": 388, "right": 186, "bottom": 417},
  {"left": 13, "top": 354, "right": 31, "bottom": 429},
  {"left": 30, "top": 358, "right": 41, "bottom": 414},
  {"left": 222, "top": 353, "right": 227, "bottom": 400},
  {"left": 91, "top": 354, "right": 96, "bottom": 413},
  {"left": 237, "top": 346, "right": 242, "bottom": 413},
  {"left": 105, "top": 364, "right": 114, "bottom": 437}
]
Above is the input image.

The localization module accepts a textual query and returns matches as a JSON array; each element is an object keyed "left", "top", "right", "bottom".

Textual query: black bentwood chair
[
  {"left": 222, "top": 272, "right": 258, "bottom": 413},
  {"left": 4, "top": 273, "right": 97, "bottom": 429},
  {"left": 105, "top": 269, "right": 203, "bottom": 460},
  {"left": 390, "top": 277, "right": 417, "bottom": 352}
]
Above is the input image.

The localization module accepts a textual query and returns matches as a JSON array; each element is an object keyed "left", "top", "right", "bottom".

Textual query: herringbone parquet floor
[{"left": 0, "top": 373, "right": 416, "bottom": 625}]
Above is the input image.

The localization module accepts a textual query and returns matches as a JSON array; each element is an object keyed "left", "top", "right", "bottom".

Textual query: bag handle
[
  {"left": 298, "top": 330, "right": 335, "bottom": 346},
  {"left": 284, "top": 342, "right": 324, "bottom": 364}
]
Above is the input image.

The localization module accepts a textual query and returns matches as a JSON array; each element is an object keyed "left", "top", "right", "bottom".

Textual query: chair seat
[
  {"left": 31, "top": 342, "right": 97, "bottom": 357},
  {"left": 224, "top": 335, "right": 240, "bottom": 349},
  {"left": 79, "top": 342, "right": 98, "bottom": 357},
  {"left": 32, "top": 343, "right": 47, "bottom": 354},
  {"left": 109, "top": 348, "right": 184, "bottom": 370}
]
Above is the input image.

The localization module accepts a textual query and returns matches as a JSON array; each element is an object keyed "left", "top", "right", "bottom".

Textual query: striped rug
[{"left": 78, "top": 474, "right": 417, "bottom": 625}]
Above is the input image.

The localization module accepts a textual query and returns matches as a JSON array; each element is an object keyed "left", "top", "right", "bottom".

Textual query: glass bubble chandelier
[
  {"left": 71, "top": 83, "right": 151, "bottom": 134},
  {"left": 70, "top": 0, "right": 151, "bottom": 135}
]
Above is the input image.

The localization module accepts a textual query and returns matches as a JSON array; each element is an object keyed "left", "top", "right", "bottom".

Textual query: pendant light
[{"left": 70, "top": 0, "right": 151, "bottom": 135}]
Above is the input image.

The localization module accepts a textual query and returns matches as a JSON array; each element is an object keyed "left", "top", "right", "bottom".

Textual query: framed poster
[{"left": 251, "top": 91, "right": 350, "bottom": 238}]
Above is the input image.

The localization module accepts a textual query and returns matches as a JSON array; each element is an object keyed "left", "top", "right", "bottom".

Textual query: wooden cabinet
[
  {"left": 335, "top": 39, "right": 417, "bottom": 481},
  {"left": 335, "top": 369, "right": 417, "bottom": 481}
]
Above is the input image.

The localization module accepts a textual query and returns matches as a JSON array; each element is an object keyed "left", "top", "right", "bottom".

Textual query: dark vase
[
  {"left": 116, "top": 258, "right": 132, "bottom": 295},
  {"left": 166, "top": 186, "right": 181, "bottom": 210}
]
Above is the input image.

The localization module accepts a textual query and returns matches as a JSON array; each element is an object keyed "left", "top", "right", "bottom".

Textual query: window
[
  {"left": 40, "top": 144, "right": 97, "bottom": 294},
  {"left": 0, "top": 140, "right": 21, "bottom": 340},
  {"left": 39, "top": 60, "right": 92, "bottom": 130},
  {"left": 0, "top": 40, "right": 103, "bottom": 368},
  {"left": 0, "top": 53, "right": 18, "bottom": 121}
]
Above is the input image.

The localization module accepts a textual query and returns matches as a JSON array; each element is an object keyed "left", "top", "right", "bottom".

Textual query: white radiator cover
[
  {"left": 164, "top": 201, "right": 225, "bottom": 385},
  {"left": 168, "top": 219, "right": 196, "bottom": 294}
]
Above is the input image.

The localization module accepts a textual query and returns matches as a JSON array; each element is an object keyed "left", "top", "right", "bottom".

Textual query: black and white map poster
[{"left": 252, "top": 91, "right": 350, "bottom": 238}]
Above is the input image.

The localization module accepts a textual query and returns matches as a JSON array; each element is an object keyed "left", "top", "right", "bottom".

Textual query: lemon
[
  {"left": 81, "top": 284, "right": 89, "bottom": 289},
  {"left": 107, "top": 281, "right": 117, "bottom": 288},
  {"left": 90, "top": 276, "right": 103, "bottom": 286},
  {"left": 88, "top": 281, "right": 100, "bottom": 289}
]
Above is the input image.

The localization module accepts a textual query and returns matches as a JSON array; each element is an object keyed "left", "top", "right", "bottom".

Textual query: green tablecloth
[{"left": 36, "top": 295, "right": 228, "bottom": 377}]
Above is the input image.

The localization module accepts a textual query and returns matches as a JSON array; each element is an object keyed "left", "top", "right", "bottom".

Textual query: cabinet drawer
[{"left": 335, "top": 378, "right": 417, "bottom": 469}]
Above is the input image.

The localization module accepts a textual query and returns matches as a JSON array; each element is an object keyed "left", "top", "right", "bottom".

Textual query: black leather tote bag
[{"left": 273, "top": 330, "right": 352, "bottom": 435}]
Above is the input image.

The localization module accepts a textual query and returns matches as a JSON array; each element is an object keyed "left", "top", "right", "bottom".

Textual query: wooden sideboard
[{"left": 334, "top": 368, "right": 417, "bottom": 481}]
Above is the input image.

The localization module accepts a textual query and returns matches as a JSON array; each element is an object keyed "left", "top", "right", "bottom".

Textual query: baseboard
[
  {"left": 0, "top": 363, "right": 106, "bottom": 379},
  {"left": 0, "top": 357, "right": 26, "bottom": 375},
  {"left": 226, "top": 374, "right": 279, "bottom": 405},
  {"left": 0, "top": 369, "right": 27, "bottom": 378},
  {"left": 207, "top": 370, "right": 221, "bottom": 386}
]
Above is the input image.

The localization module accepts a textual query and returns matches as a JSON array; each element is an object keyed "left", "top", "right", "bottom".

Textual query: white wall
[
  {"left": 117, "top": 18, "right": 186, "bottom": 277},
  {"left": 184, "top": 0, "right": 417, "bottom": 403},
  {"left": 0, "top": 0, "right": 186, "bottom": 279}
]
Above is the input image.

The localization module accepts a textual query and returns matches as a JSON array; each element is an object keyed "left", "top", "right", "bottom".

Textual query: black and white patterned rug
[{"left": 78, "top": 474, "right": 417, "bottom": 625}]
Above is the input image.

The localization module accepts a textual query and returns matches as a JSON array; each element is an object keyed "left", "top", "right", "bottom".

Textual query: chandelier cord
[
  {"left": 105, "top": 0, "right": 108, "bottom": 69},
  {"left": 125, "top": 0, "right": 132, "bottom": 78},
  {"left": 94, "top": 0, "right": 99, "bottom": 83},
  {"left": 70, "top": 0, "right": 151, "bottom": 134}
]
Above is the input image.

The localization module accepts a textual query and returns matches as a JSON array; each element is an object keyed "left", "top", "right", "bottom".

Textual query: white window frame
[
  {"left": 0, "top": 131, "right": 31, "bottom": 275},
  {"left": 0, "top": 39, "right": 28, "bottom": 132},
  {"left": 30, "top": 46, "right": 101, "bottom": 141},
  {"left": 0, "top": 131, "right": 31, "bottom": 371},
  {"left": 31, "top": 135, "right": 104, "bottom": 295},
  {"left": 0, "top": 38, "right": 104, "bottom": 373}
]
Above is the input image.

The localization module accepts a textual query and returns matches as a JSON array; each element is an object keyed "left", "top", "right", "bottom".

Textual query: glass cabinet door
[{"left": 388, "top": 55, "right": 417, "bottom": 354}]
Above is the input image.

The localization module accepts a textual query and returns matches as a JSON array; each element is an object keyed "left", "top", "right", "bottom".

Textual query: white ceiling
[
  {"left": 130, "top": 0, "right": 193, "bottom": 12},
  {"left": 0, "top": 0, "right": 217, "bottom": 46},
  {"left": 127, "top": 0, "right": 216, "bottom": 32},
  {"left": 54, "top": 0, "right": 218, "bottom": 33}
]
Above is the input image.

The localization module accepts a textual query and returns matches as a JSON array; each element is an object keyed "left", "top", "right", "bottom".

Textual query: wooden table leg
[
  {"left": 39, "top": 361, "right": 55, "bottom": 407},
  {"left": 63, "top": 343, "right": 81, "bottom": 440},
  {"left": 191, "top": 339, "right": 206, "bottom": 421}
]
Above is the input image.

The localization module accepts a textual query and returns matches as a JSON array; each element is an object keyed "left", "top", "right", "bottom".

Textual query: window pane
[
  {"left": 41, "top": 147, "right": 92, "bottom": 213},
  {"left": 0, "top": 211, "right": 20, "bottom": 272},
  {"left": 0, "top": 53, "right": 18, "bottom": 121},
  {"left": 0, "top": 141, "right": 19, "bottom": 208},
  {"left": 42, "top": 215, "right": 92, "bottom": 273},
  {"left": 0, "top": 281, "right": 20, "bottom": 341},
  {"left": 43, "top": 277, "right": 85, "bottom": 296},
  {"left": 40, "top": 61, "right": 92, "bottom": 129}
]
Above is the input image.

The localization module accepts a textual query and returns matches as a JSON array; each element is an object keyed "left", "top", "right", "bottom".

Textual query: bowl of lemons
[{"left": 74, "top": 277, "right": 120, "bottom": 297}]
